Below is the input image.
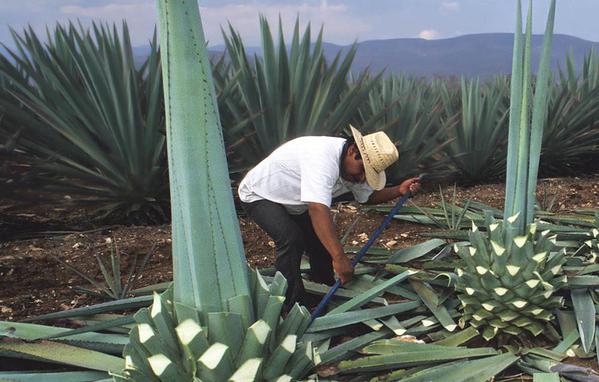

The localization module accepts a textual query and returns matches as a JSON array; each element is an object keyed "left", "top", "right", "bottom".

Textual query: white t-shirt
[{"left": 238, "top": 136, "right": 374, "bottom": 214}]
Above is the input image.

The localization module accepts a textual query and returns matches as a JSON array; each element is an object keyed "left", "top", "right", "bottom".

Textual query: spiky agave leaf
[
  {"left": 455, "top": 217, "right": 567, "bottom": 341},
  {"left": 567, "top": 228, "right": 599, "bottom": 353}
]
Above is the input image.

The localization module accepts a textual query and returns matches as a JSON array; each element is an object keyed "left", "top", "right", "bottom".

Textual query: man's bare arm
[
  {"left": 366, "top": 177, "right": 421, "bottom": 204},
  {"left": 307, "top": 202, "right": 353, "bottom": 284},
  {"left": 367, "top": 185, "right": 403, "bottom": 204}
]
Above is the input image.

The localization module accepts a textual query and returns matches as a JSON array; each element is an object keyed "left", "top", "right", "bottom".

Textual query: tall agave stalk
[
  {"left": 155, "top": 1, "right": 250, "bottom": 313},
  {"left": 116, "top": 1, "right": 317, "bottom": 380},
  {"left": 503, "top": 0, "right": 555, "bottom": 228},
  {"left": 455, "top": 0, "right": 568, "bottom": 341}
]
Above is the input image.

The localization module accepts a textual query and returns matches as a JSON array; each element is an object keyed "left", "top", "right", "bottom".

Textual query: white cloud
[
  {"left": 440, "top": 1, "right": 460, "bottom": 12},
  {"left": 419, "top": 29, "right": 440, "bottom": 39}
]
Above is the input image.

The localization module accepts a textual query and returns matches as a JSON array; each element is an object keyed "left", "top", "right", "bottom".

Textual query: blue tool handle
[{"left": 308, "top": 188, "right": 415, "bottom": 325}]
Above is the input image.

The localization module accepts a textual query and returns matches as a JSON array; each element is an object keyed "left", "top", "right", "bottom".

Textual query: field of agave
[
  {"left": 0, "top": 0, "right": 598, "bottom": 381},
  {"left": 1, "top": 4, "right": 599, "bottom": 224}
]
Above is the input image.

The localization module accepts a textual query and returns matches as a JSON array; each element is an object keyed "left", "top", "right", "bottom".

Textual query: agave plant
[
  {"left": 455, "top": 216, "right": 567, "bottom": 340},
  {"left": 443, "top": 77, "right": 510, "bottom": 183},
  {"left": 414, "top": 185, "right": 476, "bottom": 230},
  {"left": 211, "top": 55, "right": 264, "bottom": 177},
  {"left": 559, "top": 50, "right": 599, "bottom": 98},
  {"left": 115, "top": 2, "right": 318, "bottom": 380},
  {"left": 221, "top": 16, "right": 380, "bottom": 169},
  {"left": 454, "top": 0, "right": 566, "bottom": 341},
  {"left": 371, "top": 185, "right": 483, "bottom": 232},
  {"left": 115, "top": 276, "right": 316, "bottom": 381},
  {"left": 0, "top": 22, "right": 168, "bottom": 222},
  {"left": 55, "top": 240, "right": 156, "bottom": 301},
  {"left": 356, "top": 74, "right": 452, "bottom": 181},
  {"left": 540, "top": 51, "right": 599, "bottom": 174}
]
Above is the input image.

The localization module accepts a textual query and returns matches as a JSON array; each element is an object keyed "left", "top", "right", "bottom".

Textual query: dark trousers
[{"left": 241, "top": 200, "right": 335, "bottom": 309}]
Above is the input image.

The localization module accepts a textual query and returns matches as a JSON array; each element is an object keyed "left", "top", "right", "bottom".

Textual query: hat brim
[{"left": 350, "top": 125, "right": 386, "bottom": 191}]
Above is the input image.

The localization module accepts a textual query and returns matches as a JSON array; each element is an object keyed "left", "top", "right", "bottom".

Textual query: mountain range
[
  {"left": 202, "top": 33, "right": 599, "bottom": 78},
  {"left": 3, "top": 33, "right": 598, "bottom": 78},
  {"left": 319, "top": 33, "right": 599, "bottom": 77}
]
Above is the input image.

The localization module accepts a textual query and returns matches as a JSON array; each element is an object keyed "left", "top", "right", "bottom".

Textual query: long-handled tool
[{"left": 308, "top": 176, "right": 423, "bottom": 326}]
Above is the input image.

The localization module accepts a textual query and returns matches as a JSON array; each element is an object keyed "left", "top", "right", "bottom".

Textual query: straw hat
[{"left": 350, "top": 125, "right": 399, "bottom": 191}]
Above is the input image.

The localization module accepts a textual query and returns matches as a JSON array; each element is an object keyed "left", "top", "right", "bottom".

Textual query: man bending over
[{"left": 238, "top": 126, "right": 420, "bottom": 309}]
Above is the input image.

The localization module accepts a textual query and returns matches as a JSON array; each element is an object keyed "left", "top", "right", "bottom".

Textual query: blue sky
[{"left": 1, "top": 1, "right": 597, "bottom": 48}]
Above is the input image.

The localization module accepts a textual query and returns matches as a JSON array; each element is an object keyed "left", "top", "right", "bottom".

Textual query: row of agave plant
[
  {"left": 1, "top": 0, "right": 598, "bottom": 381},
  {"left": 2, "top": 9, "right": 599, "bottom": 224}
]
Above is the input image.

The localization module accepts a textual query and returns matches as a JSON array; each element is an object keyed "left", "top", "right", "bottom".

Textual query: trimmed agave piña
[
  {"left": 115, "top": 1, "right": 317, "bottom": 380},
  {"left": 455, "top": 0, "right": 567, "bottom": 341},
  {"left": 455, "top": 217, "right": 567, "bottom": 340},
  {"left": 115, "top": 274, "right": 316, "bottom": 381}
]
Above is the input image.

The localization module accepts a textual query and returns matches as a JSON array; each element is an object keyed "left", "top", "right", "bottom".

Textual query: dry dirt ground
[
  {"left": 1, "top": 175, "right": 598, "bottom": 320},
  {"left": 0, "top": 175, "right": 598, "bottom": 371}
]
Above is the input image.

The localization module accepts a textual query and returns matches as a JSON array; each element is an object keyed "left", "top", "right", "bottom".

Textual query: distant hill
[
  {"left": 319, "top": 33, "right": 599, "bottom": 78},
  {"left": 4, "top": 33, "right": 599, "bottom": 78},
  {"left": 205, "top": 33, "right": 599, "bottom": 78}
]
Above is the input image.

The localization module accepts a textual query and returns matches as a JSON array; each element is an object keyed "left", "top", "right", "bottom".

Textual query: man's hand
[
  {"left": 399, "top": 177, "right": 421, "bottom": 196},
  {"left": 332, "top": 254, "right": 353, "bottom": 285},
  {"left": 308, "top": 203, "right": 354, "bottom": 285}
]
